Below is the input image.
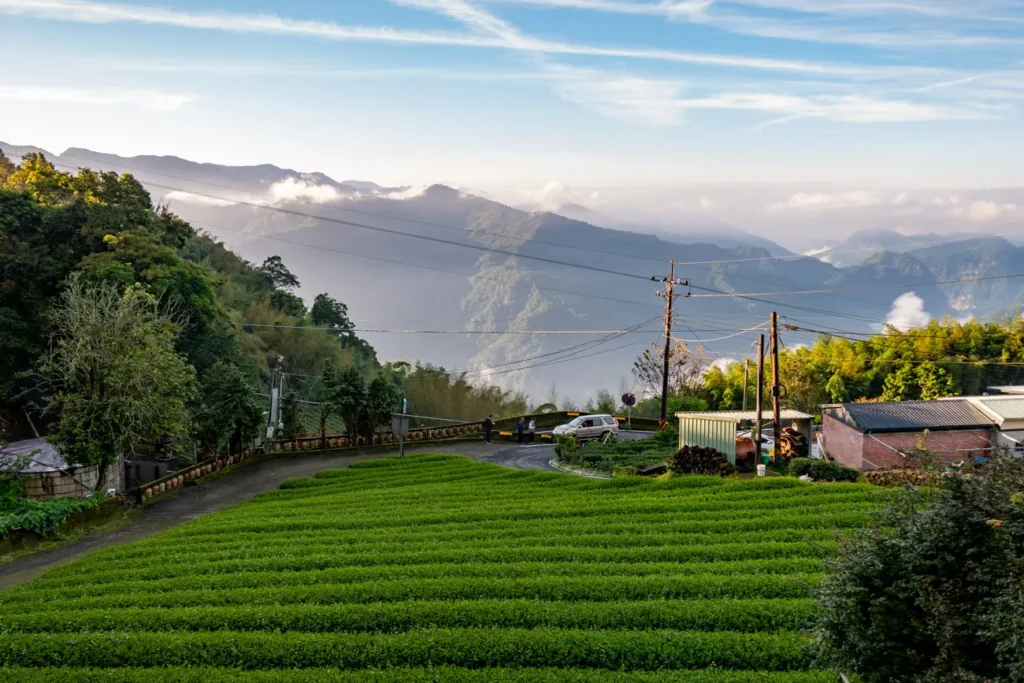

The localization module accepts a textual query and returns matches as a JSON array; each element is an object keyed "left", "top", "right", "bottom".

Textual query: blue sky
[{"left": 1, "top": 0, "right": 1023, "bottom": 197}]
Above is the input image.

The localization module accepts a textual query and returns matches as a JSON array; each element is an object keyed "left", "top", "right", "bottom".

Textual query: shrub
[
  {"left": 814, "top": 452, "right": 1024, "bottom": 682},
  {"left": 553, "top": 435, "right": 578, "bottom": 460},
  {"left": 787, "top": 459, "right": 812, "bottom": 477},
  {"left": 862, "top": 469, "right": 942, "bottom": 488},
  {"left": 668, "top": 446, "right": 735, "bottom": 477}
]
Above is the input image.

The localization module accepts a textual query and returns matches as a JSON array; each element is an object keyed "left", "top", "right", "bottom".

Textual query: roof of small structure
[
  {"left": 0, "top": 438, "right": 71, "bottom": 474},
  {"left": 675, "top": 409, "right": 813, "bottom": 422},
  {"left": 823, "top": 400, "right": 996, "bottom": 434},
  {"left": 968, "top": 396, "right": 1024, "bottom": 423}
]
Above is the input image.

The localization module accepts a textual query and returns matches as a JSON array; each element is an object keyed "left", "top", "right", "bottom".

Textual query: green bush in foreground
[
  {"left": 814, "top": 453, "right": 1024, "bottom": 682},
  {"left": 0, "top": 494, "right": 108, "bottom": 537},
  {"left": 787, "top": 459, "right": 860, "bottom": 483},
  {"left": 0, "top": 454, "right": 888, "bottom": 679}
]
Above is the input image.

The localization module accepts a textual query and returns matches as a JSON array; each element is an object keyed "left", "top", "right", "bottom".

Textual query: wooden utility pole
[
  {"left": 742, "top": 358, "right": 750, "bottom": 411},
  {"left": 755, "top": 334, "right": 765, "bottom": 457},
  {"left": 770, "top": 312, "right": 781, "bottom": 452},
  {"left": 653, "top": 261, "right": 688, "bottom": 426}
]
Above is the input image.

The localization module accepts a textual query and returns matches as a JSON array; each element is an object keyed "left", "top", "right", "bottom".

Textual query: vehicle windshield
[{"left": 568, "top": 417, "right": 584, "bottom": 427}]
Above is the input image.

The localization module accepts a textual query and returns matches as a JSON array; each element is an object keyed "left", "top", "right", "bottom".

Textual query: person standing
[
  {"left": 484, "top": 415, "right": 493, "bottom": 444},
  {"left": 528, "top": 418, "right": 536, "bottom": 442},
  {"left": 517, "top": 417, "right": 525, "bottom": 444}
]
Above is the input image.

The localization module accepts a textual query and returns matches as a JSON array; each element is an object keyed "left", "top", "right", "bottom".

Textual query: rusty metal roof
[{"left": 824, "top": 400, "right": 996, "bottom": 434}]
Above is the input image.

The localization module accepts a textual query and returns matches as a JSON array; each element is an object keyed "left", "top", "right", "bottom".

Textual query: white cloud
[
  {"left": 0, "top": 85, "right": 193, "bottom": 110},
  {"left": 268, "top": 177, "right": 342, "bottom": 204},
  {"left": 163, "top": 190, "right": 235, "bottom": 207},
  {"left": 699, "top": 197, "right": 715, "bottom": 209},
  {"left": 893, "top": 191, "right": 908, "bottom": 205},
  {"left": 382, "top": 185, "right": 429, "bottom": 200},
  {"left": 766, "top": 190, "right": 884, "bottom": 213},
  {"left": 549, "top": 67, "right": 689, "bottom": 125},
  {"left": 524, "top": 180, "right": 575, "bottom": 210},
  {"left": 886, "top": 292, "right": 931, "bottom": 331},
  {"left": 959, "top": 199, "right": 1018, "bottom": 222},
  {"left": 0, "top": 0, "right": 921, "bottom": 78}
]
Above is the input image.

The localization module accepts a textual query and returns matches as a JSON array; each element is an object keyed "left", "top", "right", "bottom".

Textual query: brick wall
[
  {"left": 822, "top": 414, "right": 865, "bottom": 469},
  {"left": 861, "top": 429, "right": 992, "bottom": 470}
]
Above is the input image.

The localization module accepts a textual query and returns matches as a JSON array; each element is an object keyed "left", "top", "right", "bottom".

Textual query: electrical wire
[
  {"left": 53, "top": 162, "right": 654, "bottom": 284},
  {"left": 58, "top": 151, "right": 673, "bottom": 266},
  {"left": 690, "top": 271, "right": 1024, "bottom": 299}
]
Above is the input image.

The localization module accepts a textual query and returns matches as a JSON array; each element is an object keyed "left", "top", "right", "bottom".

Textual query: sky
[{"left": 1, "top": 0, "right": 1023, "bottom": 245}]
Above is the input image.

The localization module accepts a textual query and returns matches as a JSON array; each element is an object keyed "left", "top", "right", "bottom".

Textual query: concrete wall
[
  {"left": 822, "top": 413, "right": 992, "bottom": 470},
  {"left": 21, "top": 465, "right": 108, "bottom": 499}
]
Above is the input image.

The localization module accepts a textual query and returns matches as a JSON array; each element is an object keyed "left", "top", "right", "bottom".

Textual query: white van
[{"left": 552, "top": 414, "right": 619, "bottom": 440}]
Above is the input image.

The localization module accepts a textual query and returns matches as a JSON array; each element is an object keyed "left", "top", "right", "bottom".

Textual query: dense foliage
[
  {"left": 0, "top": 150, "right": 376, "bottom": 456},
  {"left": 555, "top": 429, "right": 678, "bottom": 474},
  {"left": 702, "top": 319, "right": 1024, "bottom": 414},
  {"left": 814, "top": 453, "right": 1024, "bottom": 682},
  {"left": 0, "top": 493, "right": 108, "bottom": 537},
  {"left": 0, "top": 454, "right": 889, "bottom": 679},
  {"left": 787, "top": 459, "right": 861, "bottom": 483}
]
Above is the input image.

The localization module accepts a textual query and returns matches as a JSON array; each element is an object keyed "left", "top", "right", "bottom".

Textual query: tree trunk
[{"left": 320, "top": 416, "right": 327, "bottom": 451}]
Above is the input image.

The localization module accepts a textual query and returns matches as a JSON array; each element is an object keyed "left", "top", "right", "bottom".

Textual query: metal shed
[{"left": 676, "top": 409, "right": 815, "bottom": 464}]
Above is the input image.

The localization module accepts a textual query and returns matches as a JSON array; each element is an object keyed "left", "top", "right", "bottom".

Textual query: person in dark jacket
[
  {"left": 517, "top": 417, "right": 525, "bottom": 443},
  {"left": 484, "top": 415, "right": 493, "bottom": 444}
]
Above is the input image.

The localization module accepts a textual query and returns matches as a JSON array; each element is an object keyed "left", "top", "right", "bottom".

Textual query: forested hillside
[
  {"left": 701, "top": 318, "right": 1024, "bottom": 415},
  {"left": 0, "top": 151, "right": 524, "bottom": 458}
]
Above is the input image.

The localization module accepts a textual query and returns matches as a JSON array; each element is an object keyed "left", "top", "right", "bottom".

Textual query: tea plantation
[{"left": 0, "top": 454, "right": 887, "bottom": 681}]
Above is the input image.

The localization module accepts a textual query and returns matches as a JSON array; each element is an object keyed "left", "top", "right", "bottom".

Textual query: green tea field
[{"left": 0, "top": 454, "right": 887, "bottom": 681}]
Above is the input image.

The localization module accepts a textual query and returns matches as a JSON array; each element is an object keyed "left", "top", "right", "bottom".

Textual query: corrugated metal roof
[
  {"left": 824, "top": 400, "right": 996, "bottom": 434},
  {"left": 674, "top": 409, "right": 814, "bottom": 422},
  {"left": 969, "top": 396, "right": 1024, "bottom": 421},
  {"left": 0, "top": 438, "right": 70, "bottom": 473}
]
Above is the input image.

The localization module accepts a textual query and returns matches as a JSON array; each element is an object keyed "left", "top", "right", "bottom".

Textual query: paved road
[{"left": 481, "top": 431, "right": 654, "bottom": 473}]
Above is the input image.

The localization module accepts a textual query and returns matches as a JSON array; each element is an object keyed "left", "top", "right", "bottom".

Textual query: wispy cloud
[
  {"left": 486, "top": 0, "right": 1024, "bottom": 48},
  {"left": 0, "top": 85, "right": 193, "bottom": 110},
  {"left": 0, "top": 0, "right": 948, "bottom": 78}
]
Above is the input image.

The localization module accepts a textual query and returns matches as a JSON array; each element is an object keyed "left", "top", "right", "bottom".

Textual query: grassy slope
[{"left": 0, "top": 455, "right": 888, "bottom": 681}]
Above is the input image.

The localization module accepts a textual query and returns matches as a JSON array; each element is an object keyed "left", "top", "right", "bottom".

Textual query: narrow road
[
  {"left": 0, "top": 441, "right": 499, "bottom": 590},
  {"left": 480, "top": 431, "right": 654, "bottom": 473}
]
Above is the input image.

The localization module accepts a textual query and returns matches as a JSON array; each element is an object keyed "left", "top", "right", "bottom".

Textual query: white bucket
[{"left": 757, "top": 464, "right": 766, "bottom": 477}]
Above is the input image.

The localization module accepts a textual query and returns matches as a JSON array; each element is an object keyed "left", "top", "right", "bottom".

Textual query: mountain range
[{"left": 4, "top": 141, "right": 1022, "bottom": 401}]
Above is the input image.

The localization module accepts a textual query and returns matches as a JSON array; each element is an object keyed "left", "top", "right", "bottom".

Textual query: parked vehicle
[{"left": 552, "top": 414, "right": 619, "bottom": 440}]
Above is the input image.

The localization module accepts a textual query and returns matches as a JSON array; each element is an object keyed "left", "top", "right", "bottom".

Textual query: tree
[
  {"left": 825, "top": 372, "right": 847, "bottom": 403},
  {"left": 365, "top": 374, "right": 402, "bottom": 436},
  {"left": 269, "top": 290, "right": 306, "bottom": 317},
  {"left": 310, "top": 293, "right": 355, "bottom": 336},
  {"left": 632, "top": 342, "right": 713, "bottom": 399},
  {"left": 193, "top": 363, "right": 263, "bottom": 457},
  {"left": 333, "top": 365, "right": 366, "bottom": 442},
  {"left": 881, "top": 362, "right": 958, "bottom": 402},
  {"left": 814, "top": 452, "right": 1024, "bottom": 682},
  {"left": 595, "top": 389, "right": 616, "bottom": 414},
  {"left": 258, "top": 255, "right": 300, "bottom": 291},
  {"left": 41, "top": 276, "right": 197, "bottom": 487},
  {"left": 280, "top": 392, "right": 302, "bottom": 440}
]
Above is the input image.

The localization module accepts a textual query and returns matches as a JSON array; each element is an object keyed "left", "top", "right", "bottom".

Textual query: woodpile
[{"left": 777, "top": 426, "right": 808, "bottom": 459}]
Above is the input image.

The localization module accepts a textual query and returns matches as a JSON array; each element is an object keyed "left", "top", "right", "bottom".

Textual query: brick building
[{"left": 821, "top": 400, "right": 996, "bottom": 470}]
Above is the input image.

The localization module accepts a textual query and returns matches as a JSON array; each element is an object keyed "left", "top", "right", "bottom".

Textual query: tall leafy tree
[
  {"left": 41, "top": 276, "right": 197, "bottom": 487},
  {"left": 258, "top": 255, "right": 300, "bottom": 290}
]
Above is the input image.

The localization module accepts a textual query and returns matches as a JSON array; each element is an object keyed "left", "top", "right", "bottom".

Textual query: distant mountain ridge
[{"left": 4, "top": 142, "right": 1021, "bottom": 398}]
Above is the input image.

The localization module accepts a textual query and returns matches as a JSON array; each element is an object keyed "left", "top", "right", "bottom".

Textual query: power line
[
  {"left": 54, "top": 162, "right": 654, "bottom": 284},
  {"left": 690, "top": 271, "right": 1024, "bottom": 299},
  {"left": 54, "top": 155, "right": 887, "bottom": 315},
  {"left": 239, "top": 323, "right": 665, "bottom": 335},
  {"left": 58, "top": 151, "right": 672, "bottom": 266}
]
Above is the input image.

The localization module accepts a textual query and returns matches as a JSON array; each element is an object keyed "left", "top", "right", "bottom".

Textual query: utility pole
[
  {"left": 770, "top": 311, "right": 781, "bottom": 456},
  {"left": 742, "top": 359, "right": 750, "bottom": 412},
  {"left": 755, "top": 334, "right": 765, "bottom": 458},
  {"left": 652, "top": 261, "right": 689, "bottom": 426}
]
